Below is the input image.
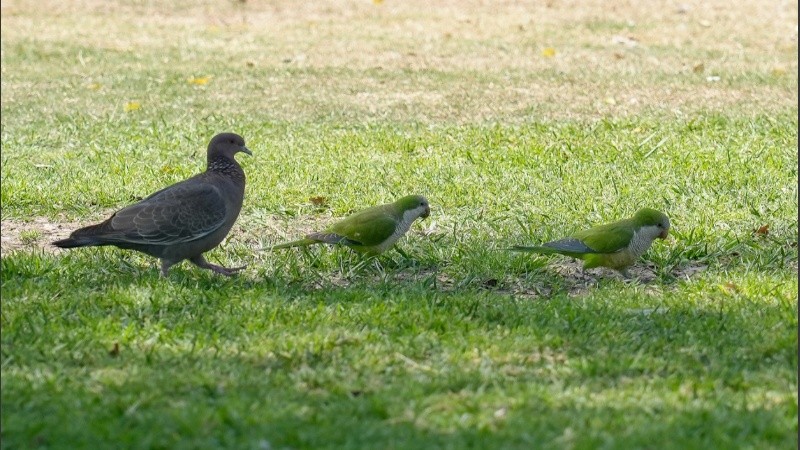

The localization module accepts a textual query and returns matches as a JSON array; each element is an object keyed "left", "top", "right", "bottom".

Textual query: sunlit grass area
[{"left": 1, "top": 1, "right": 797, "bottom": 449}]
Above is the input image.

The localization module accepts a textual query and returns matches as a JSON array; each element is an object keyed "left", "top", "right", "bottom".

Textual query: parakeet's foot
[
  {"left": 393, "top": 246, "right": 411, "bottom": 259},
  {"left": 392, "top": 246, "right": 425, "bottom": 267}
]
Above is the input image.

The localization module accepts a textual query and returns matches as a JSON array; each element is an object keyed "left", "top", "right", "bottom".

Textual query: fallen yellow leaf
[
  {"left": 124, "top": 101, "right": 141, "bottom": 112},
  {"left": 541, "top": 47, "right": 556, "bottom": 57},
  {"left": 373, "top": 0, "right": 384, "bottom": 4},
  {"left": 188, "top": 76, "right": 212, "bottom": 85},
  {"left": 772, "top": 66, "right": 787, "bottom": 76},
  {"left": 87, "top": 82, "right": 102, "bottom": 90}
]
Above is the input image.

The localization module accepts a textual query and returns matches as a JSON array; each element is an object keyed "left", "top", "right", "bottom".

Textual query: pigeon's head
[{"left": 208, "top": 133, "right": 252, "bottom": 159}]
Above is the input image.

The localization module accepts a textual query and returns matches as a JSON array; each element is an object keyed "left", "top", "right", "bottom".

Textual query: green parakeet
[
  {"left": 510, "top": 208, "right": 670, "bottom": 276},
  {"left": 271, "top": 195, "right": 431, "bottom": 256}
]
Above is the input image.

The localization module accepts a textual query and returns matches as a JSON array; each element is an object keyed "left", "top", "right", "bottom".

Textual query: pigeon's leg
[
  {"left": 160, "top": 260, "right": 179, "bottom": 277},
  {"left": 189, "top": 255, "right": 246, "bottom": 276}
]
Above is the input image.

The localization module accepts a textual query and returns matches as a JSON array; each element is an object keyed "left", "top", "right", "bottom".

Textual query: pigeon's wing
[
  {"left": 571, "top": 220, "right": 634, "bottom": 254},
  {"left": 105, "top": 182, "right": 227, "bottom": 245},
  {"left": 328, "top": 208, "right": 399, "bottom": 247}
]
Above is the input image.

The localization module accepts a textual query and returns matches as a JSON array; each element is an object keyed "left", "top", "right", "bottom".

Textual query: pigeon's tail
[
  {"left": 269, "top": 238, "right": 318, "bottom": 250},
  {"left": 52, "top": 223, "right": 109, "bottom": 248}
]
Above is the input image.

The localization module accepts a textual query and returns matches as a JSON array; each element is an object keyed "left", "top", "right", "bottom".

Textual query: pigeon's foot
[
  {"left": 160, "top": 260, "right": 178, "bottom": 277},
  {"left": 190, "top": 255, "right": 246, "bottom": 277},
  {"left": 212, "top": 264, "right": 247, "bottom": 276}
]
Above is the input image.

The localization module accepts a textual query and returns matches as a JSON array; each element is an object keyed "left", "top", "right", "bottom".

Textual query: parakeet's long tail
[
  {"left": 508, "top": 245, "right": 561, "bottom": 254},
  {"left": 509, "top": 238, "right": 597, "bottom": 259},
  {"left": 270, "top": 238, "right": 318, "bottom": 250}
]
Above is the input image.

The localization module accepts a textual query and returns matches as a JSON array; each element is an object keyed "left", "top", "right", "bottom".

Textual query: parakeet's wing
[
  {"left": 571, "top": 219, "right": 634, "bottom": 254},
  {"left": 328, "top": 207, "right": 399, "bottom": 247}
]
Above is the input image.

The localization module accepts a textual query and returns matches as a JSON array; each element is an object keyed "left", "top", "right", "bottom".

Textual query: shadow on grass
[
  {"left": 1, "top": 332, "right": 795, "bottom": 449},
  {"left": 1, "top": 249, "right": 796, "bottom": 448}
]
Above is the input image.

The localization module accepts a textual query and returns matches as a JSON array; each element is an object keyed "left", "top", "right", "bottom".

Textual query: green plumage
[
  {"left": 510, "top": 208, "right": 670, "bottom": 275},
  {"left": 271, "top": 195, "right": 431, "bottom": 256}
]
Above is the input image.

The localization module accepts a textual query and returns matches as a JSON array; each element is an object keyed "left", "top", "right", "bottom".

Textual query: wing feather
[
  {"left": 328, "top": 207, "right": 398, "bottom": 247},
  {"left": 105, "top": 182, "right": 227, "bottom": 245},
  {"left": 571, "top": 219, "right": 634, "bottom": 254}
]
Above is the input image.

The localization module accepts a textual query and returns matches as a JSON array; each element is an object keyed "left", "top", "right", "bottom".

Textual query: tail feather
[
  {"left": 52, "top": 235, "right": 100, "bottom": 248},
  {"left": 52, "top": 222, "right": 110, "bottom": 248},
  {"left": 269, "top": 238, "right": 318, "bottom": 250},
  {"left": 509, "top": 238, "right": 597, "bottom": 258},
  {"left": 508, "top": 245, "right": 560, "bottom": 254}
]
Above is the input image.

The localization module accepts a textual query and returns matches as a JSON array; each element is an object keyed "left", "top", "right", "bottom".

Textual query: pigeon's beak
[
  {"left": 659, "top": 228, "right": 669, "bottom": 239},
  {"left": 421, "top": 206, "right": 431, "bottom": 219},
  {"left": 240, "top": 146, "right": 253, "bottom": 156}
]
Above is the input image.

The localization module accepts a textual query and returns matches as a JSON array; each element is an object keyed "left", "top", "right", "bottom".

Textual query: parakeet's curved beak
[
  {"left": 240, "top": 145, "right": 253, "bottom": 156},
  {"left": 421, "top": 206, "right": 431, "bottom": 219},
  {"left": 659, "top": 228, "right": 669, "bottom": 239}
]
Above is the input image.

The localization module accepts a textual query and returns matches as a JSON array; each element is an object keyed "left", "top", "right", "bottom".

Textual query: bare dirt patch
[{"left": 1, "top": 217, "right": 82, "bottom": 254}]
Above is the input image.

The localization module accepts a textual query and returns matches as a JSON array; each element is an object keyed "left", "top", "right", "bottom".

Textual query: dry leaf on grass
[
  {"left": 188, "top": 76, "right": 212, "bottom": 85},
  {"left": 124, "top": 101, "right": 141, "bottom": 112},
  {"left": 719, "top": 282, "right": 740, "bottom": 294},
  {"left": 309, "top": 196, "right": 328, "bottom": 207}
]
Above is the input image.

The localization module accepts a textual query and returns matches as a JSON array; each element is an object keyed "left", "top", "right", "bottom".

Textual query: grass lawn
[{"left": 1, "top": 0, "right": 798, "bottom": 449}]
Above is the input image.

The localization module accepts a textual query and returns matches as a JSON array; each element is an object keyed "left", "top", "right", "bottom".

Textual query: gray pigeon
[{"left": 53, "top": 132, "right": 252, "bottom": 277}]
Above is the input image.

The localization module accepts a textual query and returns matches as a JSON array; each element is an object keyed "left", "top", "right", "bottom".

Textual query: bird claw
[
  {"left": 189, "top": 255, "right": 246, "bottom": 277},
  {"left": 210, "top": 264, "right": 247, "bottom": 277}
]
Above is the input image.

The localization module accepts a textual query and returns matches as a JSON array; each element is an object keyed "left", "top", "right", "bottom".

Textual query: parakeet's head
[
  {"left": 633, "top": 208, "right": 670, "bottom": 239},
  {"left": 395, "top": 195, "right": 430, "bottom": 219}
]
